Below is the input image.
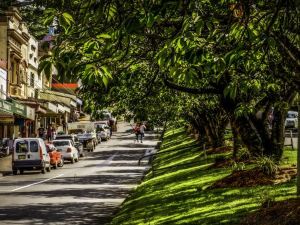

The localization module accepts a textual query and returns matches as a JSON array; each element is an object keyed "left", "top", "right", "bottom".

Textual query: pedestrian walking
[
  {"left": 133, "top": 123, "right": 141, "bottom": 143},
  {"left": 47, "top": 124, "right": 52, "bottom": 141},
  {"left": 62, "top": 120, "right": 67, "bottom": 134},
  {"left": 109, "top": 118, "right": 114, "bottom": 137},
  {"left": 51, "top": 125, "right": 56, "bottom": 140},
  {"left": 139, "top": 122, "right": 146, "bottom": 143}
]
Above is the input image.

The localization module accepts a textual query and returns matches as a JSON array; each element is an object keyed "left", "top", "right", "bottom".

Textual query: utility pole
[{"left": 297, "top": 100, "right": 300, "bottom": 196}]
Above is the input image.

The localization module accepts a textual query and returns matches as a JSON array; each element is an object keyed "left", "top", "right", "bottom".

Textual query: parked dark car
[
  {"left": 77, "top": 133, "right": 97, "bottom": 152},
  {"left": 55, "top": 134, "right": 84, "bottom": 157}
]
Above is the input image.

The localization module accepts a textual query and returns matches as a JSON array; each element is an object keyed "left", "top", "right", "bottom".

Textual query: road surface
[{"left": 0, "top": 123, "right": 158, "bottom": 225}]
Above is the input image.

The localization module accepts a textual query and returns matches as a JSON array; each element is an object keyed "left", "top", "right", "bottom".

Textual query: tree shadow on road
[{"left": 0, "top": 202, "right": 117, "bottom": 225}]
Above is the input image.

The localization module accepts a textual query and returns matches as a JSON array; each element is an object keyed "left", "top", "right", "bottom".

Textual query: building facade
[{"left": 0, "top": 7, "right": 84, "bottom": 139}]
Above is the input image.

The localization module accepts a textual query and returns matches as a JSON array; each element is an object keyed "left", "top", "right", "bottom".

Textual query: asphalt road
[{"left": 0, "top": 122, "right": 158, "bottom": 225}]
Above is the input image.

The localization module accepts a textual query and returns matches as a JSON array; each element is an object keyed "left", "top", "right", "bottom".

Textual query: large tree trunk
[
  {"left": 221, "top": 87, "right": 296, "bottom": 160},
  {"left": 198, "top": 108, "right": 228, "bottom": 149},
  {"left": 230, "top": 119, "right": 243, "bottom": 158}
]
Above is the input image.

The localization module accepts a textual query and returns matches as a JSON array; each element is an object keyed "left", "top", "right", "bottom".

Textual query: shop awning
[
  {"left": 1, "top": 99, "right": 36, "bottom": 120},
  {"left": 45, "top": 102, "right": 58, "bottom": 113},
  {"left": 38, "top": 90, "right": 78, "bottom": 108}
]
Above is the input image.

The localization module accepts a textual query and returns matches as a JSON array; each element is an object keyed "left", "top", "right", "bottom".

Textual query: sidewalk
[{"left": 0, "top": 155, "right": 12, "bottom": 176}]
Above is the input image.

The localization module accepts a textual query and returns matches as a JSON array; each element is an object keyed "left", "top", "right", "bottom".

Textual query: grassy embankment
[{"left": 111, "top": 127, "right": 297, "bottom": 225}]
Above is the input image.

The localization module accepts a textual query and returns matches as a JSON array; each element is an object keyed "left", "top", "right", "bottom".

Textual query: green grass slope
[{"left": 111, "top": 127, "right": 297, "bottom": 225}]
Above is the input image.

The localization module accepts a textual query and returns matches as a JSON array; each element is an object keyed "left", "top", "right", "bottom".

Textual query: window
[
  {"left": 15, "top": 141, "right": 28, "bottom": 153},
  {"left": 11, "top": 62, "right": 15, "bottom": 83},
  {"left": 30, "top": 72, "right": 34, "bottom": 88},
  {"left": 53, "top": 141, "right": 70, "bottom": 147},
  {"left": 30, "top": 141, "right": 39, "bottom": 152},
  {"left": 287, "top": 113, "right": 297, "bottom": 118}
]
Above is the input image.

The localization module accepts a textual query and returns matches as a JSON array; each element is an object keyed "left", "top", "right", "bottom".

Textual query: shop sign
[
  {"left": 26, "top": 106, "right": 35, "bottom": 120},
  {"left": 0, "top": 99, "right": 13, "bottom": 113},
  {"left": 13, "top": 101, "right": 26, "bottom": 117},
  {"left": 0, "top": 116, "right": 14, "bottom": 124},
  {"left": 57, "top": 104, "right": 65, "bottom": 112},
  {"left": 48, "top": 102, "right": 58, "bottom": 113}
]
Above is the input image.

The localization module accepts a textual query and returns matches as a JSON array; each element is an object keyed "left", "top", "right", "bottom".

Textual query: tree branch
[
  {"left": 271, "top": 31, "right": 300, "bottom": 68},
  {"left": 163, "top": 74, "right": 220, "bottom": 95}
]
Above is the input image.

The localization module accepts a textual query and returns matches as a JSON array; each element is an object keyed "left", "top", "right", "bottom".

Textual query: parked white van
[
  {"left": 285, "top": 111, "right": 298, "bottom": 130},
  {"left": 12, "top": 138, "right": 51, "bottom": 175}
]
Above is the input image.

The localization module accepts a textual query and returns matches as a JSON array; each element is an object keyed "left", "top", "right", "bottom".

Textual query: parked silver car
[
  {"left": 52, "top": 140, "right": 79, "bottom": 164},
  {"left": 55, "top": 134, "right": 84, "bottom": 157}
]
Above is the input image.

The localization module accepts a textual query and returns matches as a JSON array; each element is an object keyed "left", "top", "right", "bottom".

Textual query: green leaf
[
  {"left": 97, "top": 33, "right": 111, "bottom": 39},
  {"left": 102, "top": 76, "right": 109, "bottom": 87},
  {"left": 108, "top": 4, "right": 117, "bottom": 21},
  {"left": 101, "top": 66, "right": 112, "bottom": 78},
  {"left": 38, "top": 60, "right": 52, "bottom": 78},
  {"left": 43, "top": 15, "right": 55, "bottom": 26},
  {"left": 146, "top": 13, "right": 155, "bottom": 28},
  {"left": 62, "top": 12, "right": 75, "bottom": 25}
]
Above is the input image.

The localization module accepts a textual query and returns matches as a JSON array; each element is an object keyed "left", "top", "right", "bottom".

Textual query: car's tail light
[{"left": 67, "top": 148, "right": 72, "bottom": 153}]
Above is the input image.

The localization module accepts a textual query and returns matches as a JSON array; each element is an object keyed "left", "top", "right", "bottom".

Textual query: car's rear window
[
  {"left": 30, "top": 141, "right": 39, "bottom": 152},
  {"left": 287, "top": 113, "right": 297, "bottom": 118},
  {"left": 55, "top": 136, "right": 71, "bottom": 140},
  {"left": 53, "top": 141, "right": 70, "bottom": 147},
  {"left": 15, "top": 141, "right": 28, "bottom": 153}
]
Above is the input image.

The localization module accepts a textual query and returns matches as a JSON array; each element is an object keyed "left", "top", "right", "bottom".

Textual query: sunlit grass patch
[{"left": 111, "top": 127, "right": 298, "bottom": 225}]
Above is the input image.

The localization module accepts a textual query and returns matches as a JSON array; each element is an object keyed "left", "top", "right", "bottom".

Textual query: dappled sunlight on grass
[{"left": 111, "top": 126, "right": 298, "bottom": 225}]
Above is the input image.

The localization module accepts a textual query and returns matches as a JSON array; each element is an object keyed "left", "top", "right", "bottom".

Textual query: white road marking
[
  {"left": 97, "top": 153, "right": 117, "bottom": 167},
  {"left": 7, "top": 153, "right": 117, "bottom": 192},
  {"left": 10, "top": 174, "right": 64, "bottom": 192}
]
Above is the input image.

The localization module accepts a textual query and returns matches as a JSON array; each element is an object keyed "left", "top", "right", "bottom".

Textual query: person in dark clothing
[
  {"left": 38, "top": 125, "right": 45, "bottom": 139},
  {"left": 62, "top": 120, "right": 67, "bottom": 134},
  {"left": 109, "top": 118, "right": 114, "bottom": 137},
  {"left": 133, "top": 123, "right": 141, "bottom": 143},
  {"left": 47, "top": 124, "right": 52, "bottom": 141}
]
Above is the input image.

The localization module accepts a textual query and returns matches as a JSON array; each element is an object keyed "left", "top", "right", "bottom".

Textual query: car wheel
[
  {"left": 41, "top": 167, "right": 46, "bottom": 174},
  {"left": 71, "top": 157, "right": 75, "bottom": 164},
  {"left": 20, "top": 169, "right": 24, "bottom": 175},
  {"left": 46, "top": 164, "right": 51, "bottom": 172},
  {"left": 13, "top": 170, "right": 18, "bottom": 175}
]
